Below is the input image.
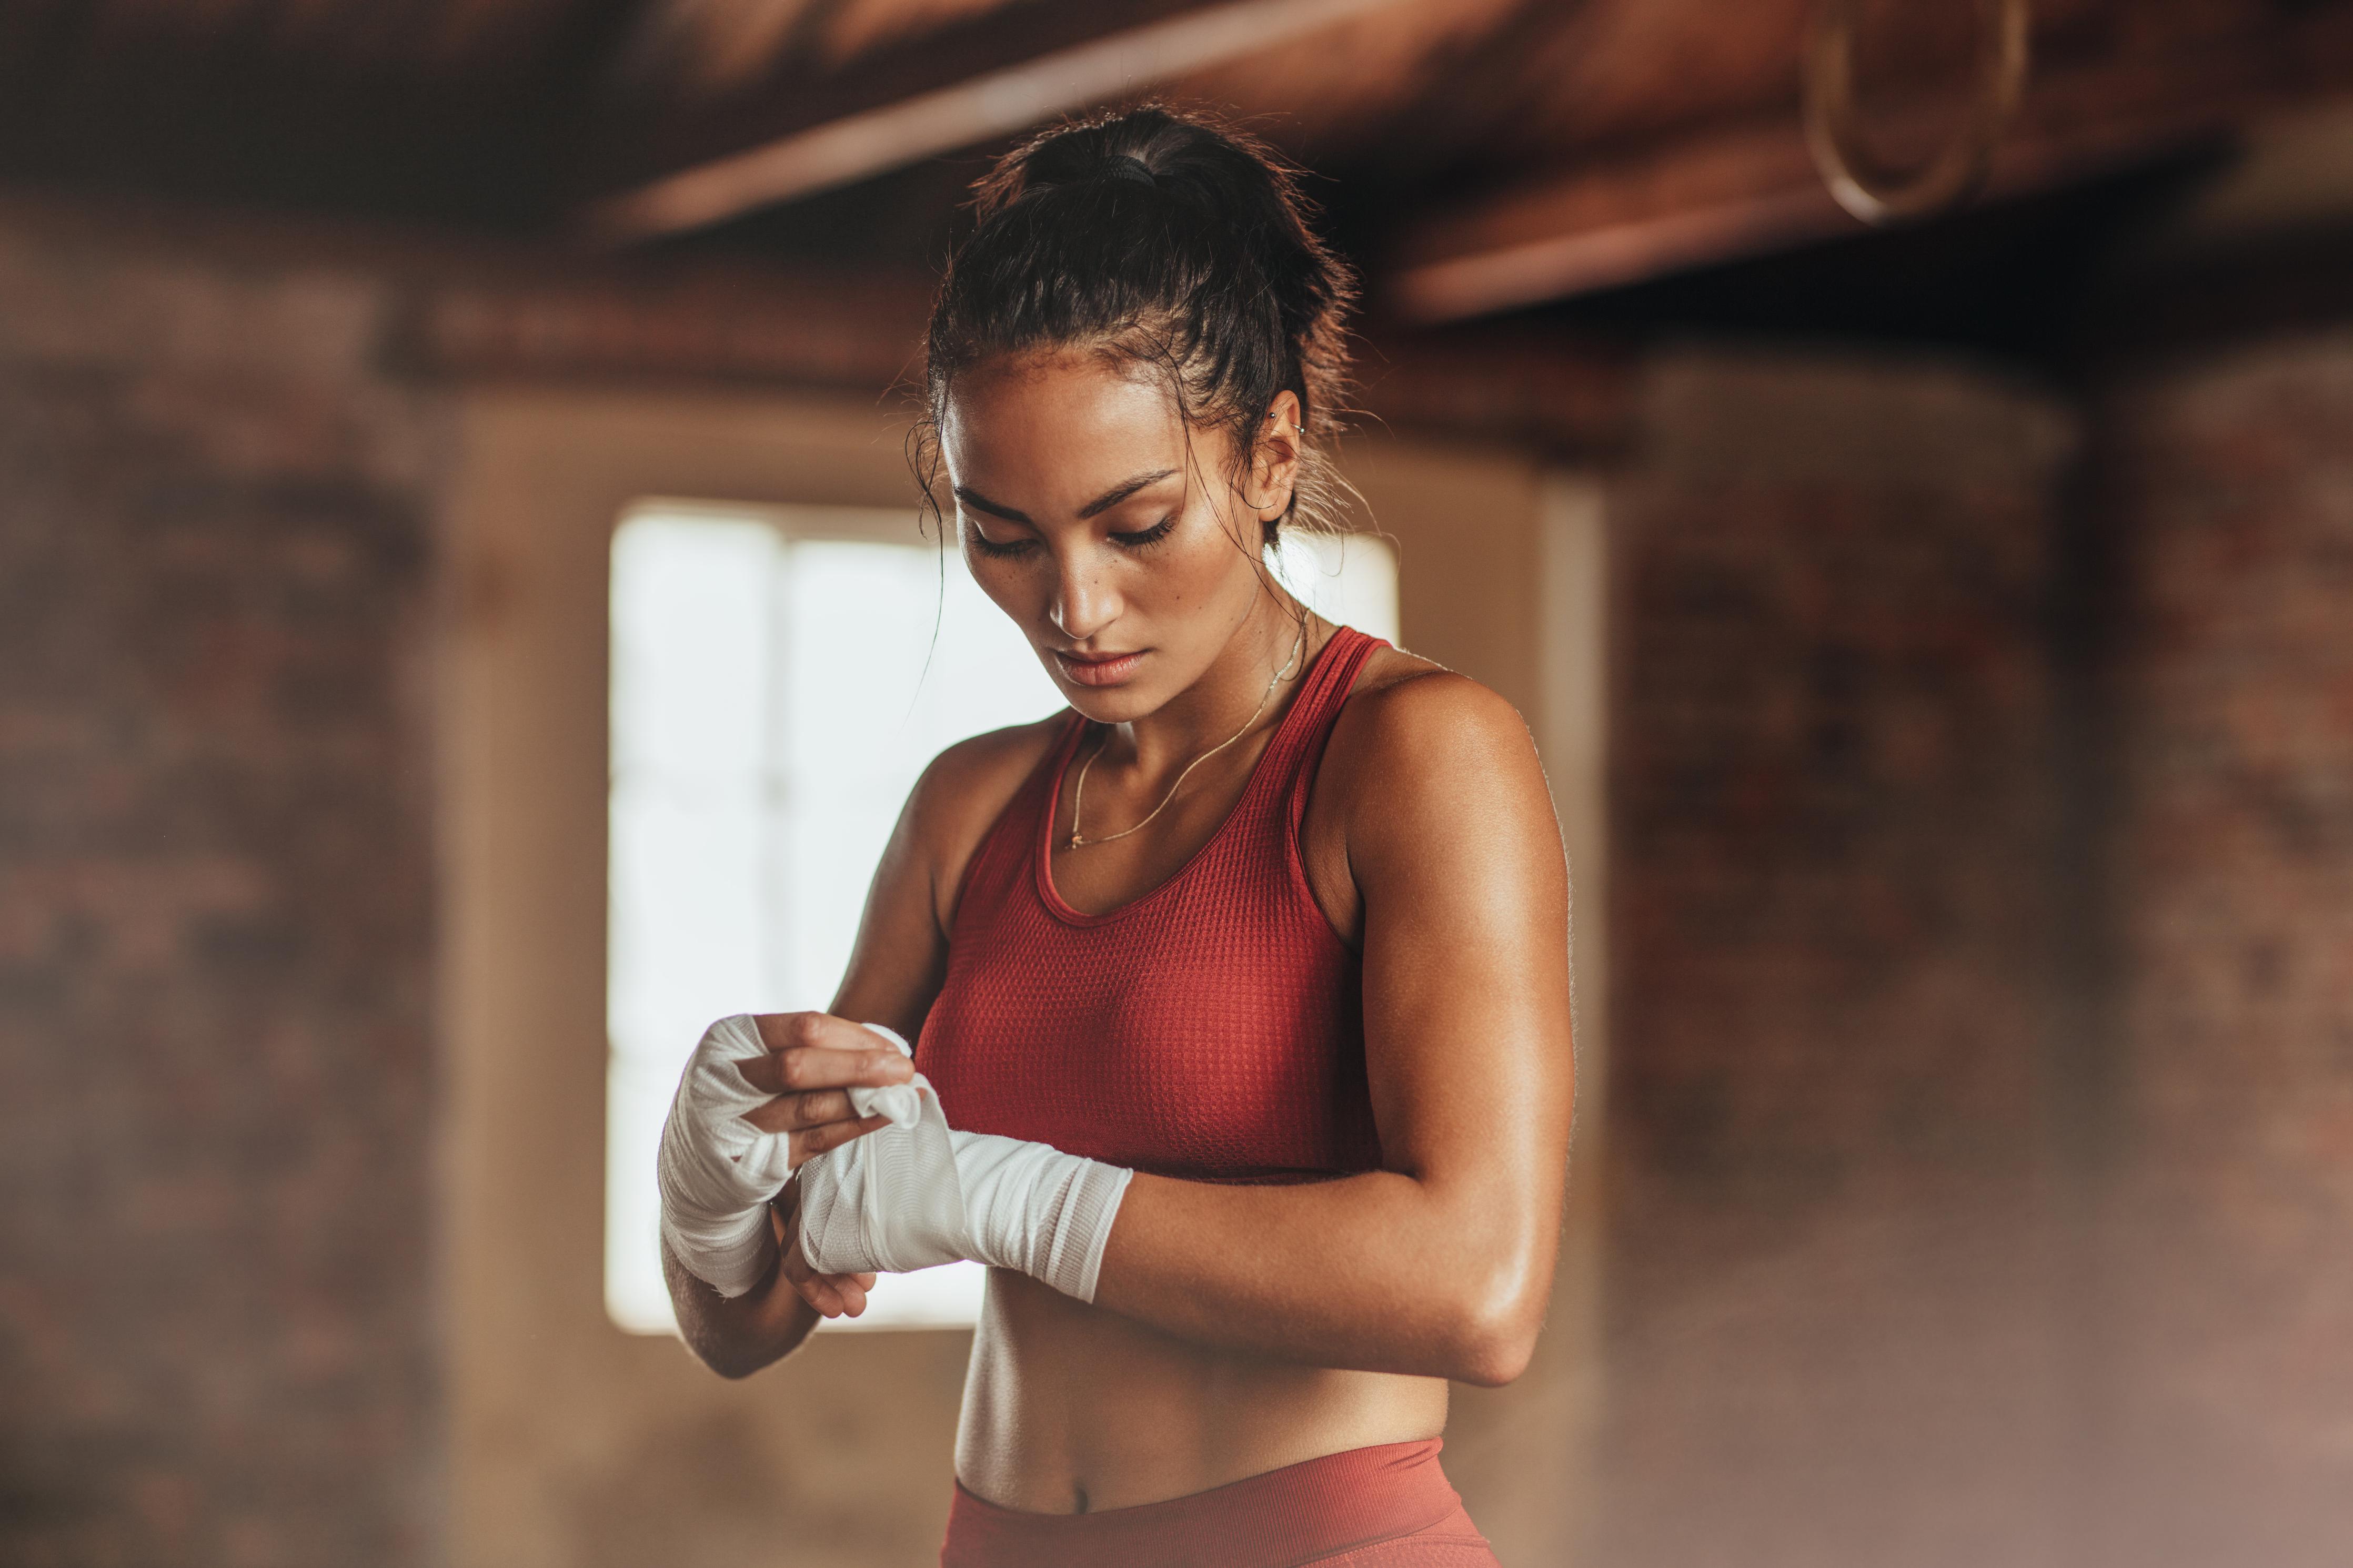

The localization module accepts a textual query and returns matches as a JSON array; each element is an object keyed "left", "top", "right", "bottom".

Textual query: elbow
[
  {"left": 709, "top": 1354, "right": 768, "bottom": 1383},
  {"left": 691, "top": 1338, "right": 762, "bottom": 1381},
  {"left": 1440, "top": 1251, "right": 1550, "bottom": 1388},
  {"left": 679, "top": 1327, "right": 755, "bottom": 1381},
  {"left": 1447, "top": 1311, "right": 1540, "bottom": 1389},
  {"left": 669, "top": 1288, "right": 791, "bottom": 1381},
  {"left": 683, "top": 1326, "right": 785, "bottom": 1381}
]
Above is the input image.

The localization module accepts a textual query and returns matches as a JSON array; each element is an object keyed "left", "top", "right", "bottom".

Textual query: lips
[{"left": 1051, "top": 648, "right": 1144, "bottom": 686}]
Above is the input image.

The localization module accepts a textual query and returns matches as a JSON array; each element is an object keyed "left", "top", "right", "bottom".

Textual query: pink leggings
[{"left": 940, "top": 1438, "right": 1500, "bottom": 1568}]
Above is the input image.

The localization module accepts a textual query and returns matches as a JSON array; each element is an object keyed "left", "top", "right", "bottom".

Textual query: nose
[{"left": 1048, "top": 545, "right": 1119, "bottom": 644}]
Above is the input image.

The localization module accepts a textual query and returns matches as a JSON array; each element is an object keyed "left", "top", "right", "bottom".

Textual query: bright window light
[
  {"left": 1269, "top": 528, "right": 1400, "bottom": 645},
  {"left": 607, "top": 505, "right": 1399, "bottom": 1334},
  {"left": 607, "top": 503, "right": 1059, "bottom": 1333}
]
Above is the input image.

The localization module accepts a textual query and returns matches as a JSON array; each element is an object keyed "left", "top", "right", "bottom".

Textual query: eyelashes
[
  {"left": 964, "top": 513, "right": 1179, "bottom": 558},
  {"left": 1111, "top": 514, "right": 1179, "bottom": 550},
  {"left": 965, "top": 527, "right": 1031, "bottom": 560}
]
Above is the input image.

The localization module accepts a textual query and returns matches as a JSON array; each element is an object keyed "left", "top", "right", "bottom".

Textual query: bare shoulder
[
  {"left": 1306, "top": 638, "right": 1562, "bottom": 925},
  {"left": 1326, "top": 645, "right": 1540, "bottom": 792},
  {"left": 905, "top": 712, "right": 1067, "bottom": 848},
  {"left": 895, "top": 712, "right": 1069, "bottom": 926},
  {"left": 832, "top": 713, "right": 1068, "bottom": 1023}
]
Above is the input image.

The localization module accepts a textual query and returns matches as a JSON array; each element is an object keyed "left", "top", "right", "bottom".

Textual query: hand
[
  {"left": 770, "top": 1179, "right": 877, "bottom": 1320},
  {"left": 736, "top": 1011, "right": 917, "bottom": 1171}
]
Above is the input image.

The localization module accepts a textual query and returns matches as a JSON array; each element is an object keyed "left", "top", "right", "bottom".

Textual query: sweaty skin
[{"left": 660, "top": 350, "right": 1575, "bottom": 1515}]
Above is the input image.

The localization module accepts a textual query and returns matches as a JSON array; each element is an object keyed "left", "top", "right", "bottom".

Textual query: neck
[{"left": 1109, "top": 592, "right": 1315, "bottom": 781}]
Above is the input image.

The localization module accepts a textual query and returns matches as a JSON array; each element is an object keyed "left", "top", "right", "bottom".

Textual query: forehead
[{"left": 939, "top": 350, "right": 1191, "bottom": 487}]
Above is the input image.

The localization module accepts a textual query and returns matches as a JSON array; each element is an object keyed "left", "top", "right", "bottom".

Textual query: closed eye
[
  {"left": 1111, "top": 514, "right": 1178, "bottom": 549},
  {"left": 963, "top": 519, "right": 1035, "bottom": 558}
]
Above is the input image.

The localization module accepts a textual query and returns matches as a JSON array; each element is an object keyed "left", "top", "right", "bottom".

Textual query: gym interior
[{"left": 5, "top": 2, "right": 2352, "bottom": 1563}]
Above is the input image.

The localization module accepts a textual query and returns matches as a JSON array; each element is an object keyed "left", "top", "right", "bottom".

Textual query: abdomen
[{"left": 954, "top": 1271, "right": 1448, "bottom": 1514}]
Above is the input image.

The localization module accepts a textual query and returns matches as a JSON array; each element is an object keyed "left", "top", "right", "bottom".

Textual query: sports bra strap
[{"left": 1279, "top": 625, "right": 1387, "bottom": 834}]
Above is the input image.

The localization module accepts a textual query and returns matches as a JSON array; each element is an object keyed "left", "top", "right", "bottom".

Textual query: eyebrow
[
  {"left": 1077, "top": 468, "right": 1180, "bottom": 519},
  {"left": 951, "top": 485, "right": 1029, "bottom": 523},
  {"left": 953, "top": 468, "right": 1180, "bottom": 527}
]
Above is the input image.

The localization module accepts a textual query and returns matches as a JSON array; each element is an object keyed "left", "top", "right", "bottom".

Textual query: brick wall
[
  {"left": 1596, "top": 346, "right": 2081, "bottom": 1568},
  {"left": 0, "top": 222, "right": 444, "bottom": 1566},
  {"left": 1593, "top": 329, "right": 2353, "bottom": 1568},
  {"left": 2091, "top": 332, "right": 2353, "bottom": 1566},
  {"left": 0, "top": 203, "right": 937, "bottom": 1568},
  {"left": 7, "top": 193, "right": 2351, "bottom": 1568}
]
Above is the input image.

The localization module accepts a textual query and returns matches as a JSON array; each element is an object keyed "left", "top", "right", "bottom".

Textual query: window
[{"left": 606, "top": 503, "right": 1399, "bottom": 1333}]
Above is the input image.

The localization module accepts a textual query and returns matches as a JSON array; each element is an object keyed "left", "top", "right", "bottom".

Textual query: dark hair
[{"left": 916, "top": 103, "right": 1360, "bottom": 547}]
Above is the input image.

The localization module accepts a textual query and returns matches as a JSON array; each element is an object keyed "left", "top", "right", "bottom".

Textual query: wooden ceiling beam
[
  {"left": 580, "top": 0, "right": 1414, "bottom": 244},
  {"left": 1389, "top": 4, "right": 2353, "bottom": 322}
]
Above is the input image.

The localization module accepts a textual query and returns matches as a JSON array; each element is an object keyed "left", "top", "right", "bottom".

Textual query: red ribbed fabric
[
  {"left": 939, "top": 1440, "right": 1499, "bottom": 1568},
  {"left": 916, "top": 624, "right": 1387, "bottom": 1180},
  {"left": 921, "top": 628, "right": 1495, "bottom": 1562}
]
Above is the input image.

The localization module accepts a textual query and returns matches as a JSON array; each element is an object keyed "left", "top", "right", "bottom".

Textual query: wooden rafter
[
  {"left": 1389, "top": 3, "right": 2353, "bottom": 322},
  {"left": 581, "top": 0, "right": 1415, "bottom": 244}
]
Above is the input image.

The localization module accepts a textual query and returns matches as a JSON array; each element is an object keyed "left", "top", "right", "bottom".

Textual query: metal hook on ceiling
[{"left": 1802, "top": 0, "right": 2032, "bottom": 225}]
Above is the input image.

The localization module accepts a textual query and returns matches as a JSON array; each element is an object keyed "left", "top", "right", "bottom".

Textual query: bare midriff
[{"left": 954, "top": 1271, "right": 1449, "bottom": 1515}]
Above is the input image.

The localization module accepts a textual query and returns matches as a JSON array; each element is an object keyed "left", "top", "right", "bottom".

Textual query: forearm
[
  {"left": 796, "top": 1098, "right": 1558, "bottom": 1382},
  {"left": 1089, "top": 1167, "right": 1557, "bottom": 1387},
  {"left": 662, "top": 1231, "right": 818, "bottom": 1379}
]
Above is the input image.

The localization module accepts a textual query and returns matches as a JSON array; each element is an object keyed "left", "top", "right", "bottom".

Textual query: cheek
[
  {"left": 961, "top": 537, "right": 1113, "bottom": 622},
  {"left": 1151, "top": 528, "right": 1259, "bottom": 619},
  {"left": 966, "top": 552, "right": 1040, "bottom": 623}
]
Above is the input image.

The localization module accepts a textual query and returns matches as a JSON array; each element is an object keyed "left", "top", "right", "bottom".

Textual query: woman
[{"left": 659, "top": 104, "right": 1574, "bottom": 1564}]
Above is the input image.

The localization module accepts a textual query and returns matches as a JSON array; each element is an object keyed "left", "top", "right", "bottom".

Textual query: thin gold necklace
[{"left": 1066, "top": 619, "right": 1308, "bottom": 850}]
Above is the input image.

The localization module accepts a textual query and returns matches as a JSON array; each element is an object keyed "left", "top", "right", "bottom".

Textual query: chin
[{"left": 1057, "top": 682, "right": 1164, "bottom": 725}]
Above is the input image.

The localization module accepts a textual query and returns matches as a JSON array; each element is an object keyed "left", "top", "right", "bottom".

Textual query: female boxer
[{"left": 659, "top": 103, "right": 1574, "bottom": 1565}]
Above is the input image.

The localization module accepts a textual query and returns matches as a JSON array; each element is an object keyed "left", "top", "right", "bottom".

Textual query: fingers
[
  {"left": 794, "top": 1267, "right": 844, "bottom": 1316},
  {"left": 802, "top": 1277, "right": 868, "bottom": 1318},
  {"left": 738, "top": 1046, "right": 909, "bottom": 1094},
  {"left": 739, "top": 1012, "right": 914, "bottom": 1095},
  {"left": 735, "top": 1012, "right": 914, "bottom": 1153},
  {"left": 741, "top": 1088, "right": 857, "bottom": 1135},
  {"left": 753, "top": 1011, "right": 917, "bottom": 1073},
  {"left": 789, "top": 1113, "right": 893, "bottom": 1170},
  {"left": 781, "top": 1227, "right": 879, "bottom": 1319},
  {"left": 795, "top": 1268, "right": 845, "bottom": 1316},
  {"left": 802, "top": 1112, "right": 893, "bottom": 1156}
]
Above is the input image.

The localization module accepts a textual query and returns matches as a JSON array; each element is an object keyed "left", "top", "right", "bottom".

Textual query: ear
[{"left": 1248, "top": 390, "right": 1305, "bottom": 522}]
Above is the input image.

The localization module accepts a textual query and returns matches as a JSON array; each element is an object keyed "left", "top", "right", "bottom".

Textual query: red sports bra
[{"left": 916, "top": 625, "right": 1389, "bottom": 1182}]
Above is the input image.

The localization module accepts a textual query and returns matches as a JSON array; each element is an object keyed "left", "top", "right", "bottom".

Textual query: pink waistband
[{"left": 940, "top": 1438, "right": 1464, "bottom": 1568}]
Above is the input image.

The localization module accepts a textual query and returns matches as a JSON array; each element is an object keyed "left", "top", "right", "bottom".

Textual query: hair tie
[{"left": 1100, "top": 154, "right": 1158, "bottom": 189}]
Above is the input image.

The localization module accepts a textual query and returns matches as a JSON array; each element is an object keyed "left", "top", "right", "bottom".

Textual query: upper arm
[
  {"left": 827, "top": 716, "right": 1063, "bottom": 1038},
  {"left": 1340, "top": 674, "right": 1575, "bottom": 1230}
]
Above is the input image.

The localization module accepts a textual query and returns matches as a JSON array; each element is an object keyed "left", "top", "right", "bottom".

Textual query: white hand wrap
[
  {"left": 656, "top": 1014, "right": 924, "bottom": 1298},
  {"left": 797, "top": 1079, "right": 1134, "bottom": 1305}
]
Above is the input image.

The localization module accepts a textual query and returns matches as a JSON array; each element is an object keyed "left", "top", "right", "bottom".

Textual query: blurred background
[{"left": 4, "top": 0, "right": 2352, "bottom": 1564}]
